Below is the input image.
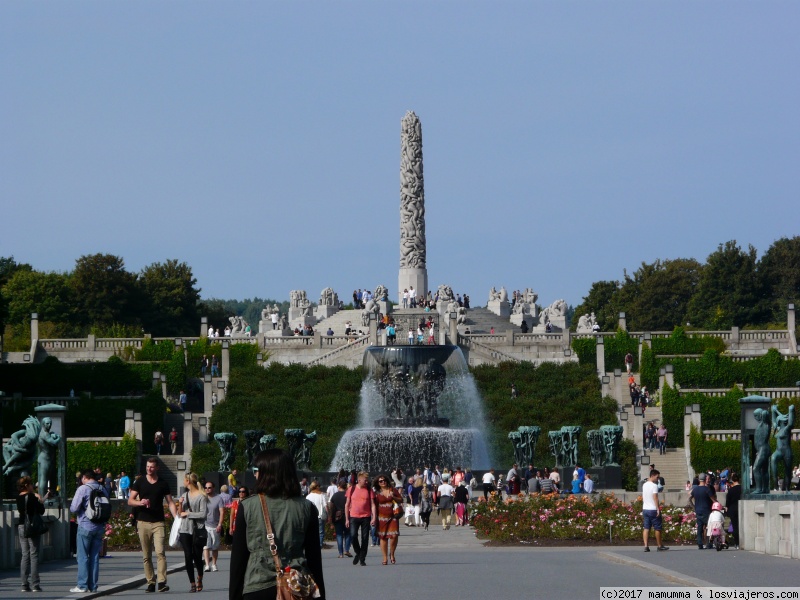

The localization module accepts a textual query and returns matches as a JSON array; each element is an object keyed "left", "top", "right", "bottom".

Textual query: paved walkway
[{"left": 3, "top": 525, "right": 798, "bottom": 599}]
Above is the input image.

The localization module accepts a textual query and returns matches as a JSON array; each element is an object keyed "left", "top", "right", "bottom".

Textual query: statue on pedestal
[
  {"left": 399, "top": 111, "right": 427, "bottom": 270},
  {"left": 488, "top": 287, "right": 500, "bottom": 303},
  {"left": 560, "top": 426, "right": 582, "bottom": 467},
  {"left": 214, "top": 432, "right": 238, "bottom": 472},
  {"left": 752, "top": 408, "right": 771, "bottom": 494},
  {"left": 285, "top": 429, "right": 317, "bottom": 472},
  {"left": 548, "top": 431, "right": 563, "bottom": 468},
  {"left": 243, "top": 429, "right": 266, "bottom": 470},
  {"left": 587, "top": 430, "right": 605, "bottom": 468},
  {"left": 600, "top": 425, "right": 624, "bottom": 466},
  {"left": 770, "top": 405, "right": 795, "bottom": 491},
  {"left": 319, "top": 288, "right": 338, "bottom": 306},
  {"left": 509, "top": 426, "right": 541, "bottom": 466},
  {"left": 37, "top": 417, "right": 61, "bottom": 495},
  {"left": 508, "top": 431, "right": 525, "bottom": 466},
  {"left": 2, "top": 416, "right": 41, "bottom": 478}
]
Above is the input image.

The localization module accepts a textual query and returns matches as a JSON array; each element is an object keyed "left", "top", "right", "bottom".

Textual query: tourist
[
  {"left": 656, "top": 424, "right": 668, "bottom": 455},
  {"left": 345, "top": 471, "right": 377, "bottom": 566},
  {"left": 119, "top": 470, "right": 130, "bottom": 500},
  {"left": 584, "top": 474, "right": 594, "bottom": 493},
  {"left": 437, "top": 474, "right": 455, "bottom": 530},
  {"left": 538, "top": 473, "right": 555, "bottom": 494},
  {"left": 179, "top": 390, "right": 187, "bottom": 412},
  {"left": 409, "top": 286, "right": 416, "bottom": 308},
  {"left": 407, "top": 328, "right": 414, "bottom": 345},
  {"left": 17, "top": 476, "right": 45, "bottom": 593},
  {"left": 482, "top": 468, "right": 496, "bottom": 499},
  {"left": 228, "top": 469, "right": 238, "bottom": 490},
  {"left": 200, "top": 355, "right": 208, "bottom": 376},
  {"left": 203, "top": 481, "right": 225, "bottom": 572},
  {"left": 642, "top": 469, "right": 668, "bottom": 552},
  {"left": 427, "top": 322, "right": 435, "bottom": 345},
  {"left": 219, "top": 484, "right": 232, "bottom": 507},
  {"left": 153, "top": 430, "right": 164, "bottom": 455},
  {"left": 454, "top": 481, "right": 469, "bottom": 526},
  {"left": 419, "top": 485, "right": 433, "bottom": 530},
  {"left": 211, "top": 354, "right": 219, "bottom": 377},
  {"left": 405, "top": 476, "right": 421, "bottom": 527},
  {"left": 387, "top": 323, "right": 396, "bottom": 345},
  {"left": 305, "top": 482, "right": 328, "bottom": 549},
  {"left": 325, "top": 477, "right": 338, "bottom": 502},
  {"left": 328, "top": 480, "right": 352, "bottom": 558},
  {"left": 549, "top": 468, "right": 560, "bottom": 491},
  {"left": 625, "top": 352, "right": 634, "bottom": 373},
  {"left": 128, "top": 457, "right": 177, "bottom": 593},
  {"left": 71, "top": 469, "right": 110, "bottom": 593},
  {"left": 229, "top": 449, "right": 325, "bottom": 600},
  {"left": 402, "top": 288, "right": 409, "bottom": 309},
  {"left": 374, "top": 475, "right": 401, "bottom": 564},
  {"left": 690, "top": 473, "right": 716, "bottom": 549},
  {"left": 506, "top": 463, "right": 520, "bottom": 495},
  {"left": 725, "top": 473, "right": 741, "bottom": 548},
  {"left": 177, "top": 473, "right": 208, "bottom": 593},
  {"left": 228, "top": 486, "right": 248, "bottom": 539},
  {"left": 169, "top": 428, "right": 178, "bottom": 455}
]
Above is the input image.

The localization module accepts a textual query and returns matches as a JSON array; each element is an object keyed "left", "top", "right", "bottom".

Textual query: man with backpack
[{"left": 69, "top": 469, "right": 110, "bottom": 593}]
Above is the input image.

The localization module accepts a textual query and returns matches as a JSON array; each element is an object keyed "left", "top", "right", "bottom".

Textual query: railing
[
  {"left": 306, "top": 335, "right": 369, "bottom": 366},
  {"left": 678, "top": 387, "right": 799, "bottom": 399},
  {"left": 40, "top": 339, "right": 88, "bottom": 350},
  {"left": 704, "top": 429, "right": 800, "bottom": 442},
  {"left": 740, "top": 330, "right": 788, "bottom": 341},
  {"left": 460, "top": 336, "right": 520, "bottom": 363}
]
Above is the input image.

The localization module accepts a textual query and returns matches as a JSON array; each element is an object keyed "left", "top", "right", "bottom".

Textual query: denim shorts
[{"left": 643, "top": 509, "right": 662, "bottom": 530}]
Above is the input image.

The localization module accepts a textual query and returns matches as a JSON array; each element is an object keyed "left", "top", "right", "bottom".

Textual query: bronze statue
[
  {"left": 243, "top": 429, "right": 265, "bottom": 470},
  {"left": 3, "top": 416, "right": 41, "bottom": 478},
  {"left": 285, "top": 429, "right": 317, "bottom": 471},
  {"left": 770, "top": 405, "right": 795, "bottom": 491},
  {"left": 752, "top": 408, "right": 771, "bottom": 494},
  {"left": 214, "top": 432, "right": 238, "bottom": 472},
  {"left": 587, "top": 430, "right": 604, "bottom": 468},
  {"left": 37, "top": 417, "right": 61, "bottom": 495}
]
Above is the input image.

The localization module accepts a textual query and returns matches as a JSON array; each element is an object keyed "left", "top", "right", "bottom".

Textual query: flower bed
[{"left": 470, "top": 492, "right": 697, "bottom": 545}]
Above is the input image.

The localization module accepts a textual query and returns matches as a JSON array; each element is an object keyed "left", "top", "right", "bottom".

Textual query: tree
[
  {"left": 2, "top": 269, "right": 74, "bottom": 325},
  {"left": 622, "top": 258, "right": 703, "bottom": 331},
  {"left": 571, "top": 280, "right": 621, "bottom": 331},
  {"left": 0, "top": 257, "right": 32, "bottom": 330},
  {"left": 687, "top": 241, "right": 765, "bottom": 328},
  {"left": 70, "top": 254, "right": 139, "bottom": 327},
  {"left": 138, "top": 260, "right": 201, "bottom": 336},
  {"left": 758, "top": 236, "right": 800, "bottom": 323}
]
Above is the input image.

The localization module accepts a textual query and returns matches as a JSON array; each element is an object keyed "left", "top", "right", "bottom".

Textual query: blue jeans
[
  {"left": 333, "top": 521, "right": 351, "bottom": 555},
  {"left": 696, "top": 513, "right": 709, "bottom": 548},
  {"left": 317, "top": 519, "right": 325, "bottom": 548},
  {"left": 77, "top": 527, "right": 104, "bottom": 591}
]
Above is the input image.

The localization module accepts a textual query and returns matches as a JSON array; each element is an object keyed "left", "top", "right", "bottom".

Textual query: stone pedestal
[
  {"left": 398, "top": 267, "right": 427, "bottom": 306},
  {"left": 510, "top": 313, "right": 535, "bottom": 329},
  {"left": 487, "top": 299, "right": 511, "bottom": 317},
  {"left": 290, "top": 315, "right": 316, "bottom": 330},
  {"left": 378, "top": 300, "right": 392, "bottom": 316},
  {"left": 588, "top": 466, "right": 622, "bottom": 490}
]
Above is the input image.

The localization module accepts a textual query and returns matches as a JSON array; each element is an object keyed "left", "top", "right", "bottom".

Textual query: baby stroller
[{"left": 708, "top": 502, "right": 728, "bottom": 551}]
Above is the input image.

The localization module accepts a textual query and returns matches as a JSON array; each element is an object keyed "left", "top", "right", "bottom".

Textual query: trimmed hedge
[
  {"left": 66, "top": 433, "right": 139, "bottom": 496},
  {"left": 572, "top": 329, "right": 639, "bottom": 373},
  {"left": 660, "top": 384, "right": 746, "bottom": 447}
]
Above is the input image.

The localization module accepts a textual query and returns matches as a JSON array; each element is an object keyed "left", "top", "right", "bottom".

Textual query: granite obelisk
[{"left": 398, "top": 111, "right": 428, "bottom": 304}]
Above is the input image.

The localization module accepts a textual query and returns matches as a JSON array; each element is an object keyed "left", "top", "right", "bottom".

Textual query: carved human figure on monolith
[
  {"left": 752, "top": 408, "right": 772, "bottom": 494},
  {"left": 285, "top": 429, "right": 316, "bottom": 471},
  {"left": 399, "top": 111, "right": 426, "bottom": 271},
  {"left": 2, "top": 415, "right": 41, "bottom": 478},
  {"left": 243, "top": 429, "right": 266, "bottom": 470},
  {"left": 37, "top": 417, "right": 61, "bottom": 495},
  {"left": 770, "top": 405, "right": 795, "bottom": 491},
  {"left": 515, "top": 426, "right": 541, "bottom": 466},
  {"left": 214, "top": 432, "right": 238, "bottom": 472},
  {"left": 600, "top": 425, "right": 624, "bottom": 466},
  {"left": 508, "top": 431, "right": 525, "bottom": 466},
  {"left": 587, "top": 430, "right": 604, "bottom": 468}
]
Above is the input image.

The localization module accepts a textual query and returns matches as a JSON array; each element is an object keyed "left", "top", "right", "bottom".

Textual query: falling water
[{"left": 330, "top": 345, "right": 491, "bottom": 472}]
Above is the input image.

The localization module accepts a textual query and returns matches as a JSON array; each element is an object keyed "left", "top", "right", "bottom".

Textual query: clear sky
[{"left": 2, "top": 2, "right": 798, "bottom": 308}]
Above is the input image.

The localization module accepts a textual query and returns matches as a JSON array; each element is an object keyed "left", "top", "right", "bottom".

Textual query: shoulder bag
[
  {"left": 23, "top": 494, "right": 48, "bottom": 538},
  {"left": 258, "top": 495, "right": 320, "bottom": 600}
]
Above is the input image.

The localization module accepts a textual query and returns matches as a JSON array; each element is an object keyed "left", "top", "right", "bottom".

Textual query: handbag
[
  {"left": 258, "top": 495, "right": 320, "bottom": 600},
  {"left": 24, "top": 513, "right": 49, "bottom": 538},
  {"left": 169, "top": 515, "right": 183, "bottom": 548},
  {"left": 392, "top": 500, "right": 403, "bottom": 519}
]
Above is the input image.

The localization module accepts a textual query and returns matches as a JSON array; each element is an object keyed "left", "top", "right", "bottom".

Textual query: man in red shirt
[{"left": 345, "top": 471, "right": 377, "bottom": 566}]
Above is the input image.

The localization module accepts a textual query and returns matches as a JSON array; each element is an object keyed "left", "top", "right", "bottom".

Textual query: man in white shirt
[
  {"left": 482, "top": 469, "right": 496, "bottom": 499},
  {"left": 642, "top": 469, "right": 668, "bottom": 552},
  {"left": 326, "top": 478, "right": 339, "bottom": 502},
  {"left": 583, "top": 474, "right": 594, "bottom": 493},
  {"left": 549, "top": 469, "right": 561, "bottom": 490},
  {"left": 409, "top": 286, "right": 416, "bottom": 308}
]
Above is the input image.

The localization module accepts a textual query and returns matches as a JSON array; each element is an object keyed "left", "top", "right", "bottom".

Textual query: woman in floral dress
[{"left": 373, "top": 475, "right": 401, "bottom": 565}]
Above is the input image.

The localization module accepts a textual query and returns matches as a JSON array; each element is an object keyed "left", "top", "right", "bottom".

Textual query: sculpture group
[
  {"left": 752, "top": 404, "right": 795, "bottom": 494},
  {"left": 546, "top": 425, "right": 622, "bottom": 468},
  {"left": 214, "top": 428, "right": 317, "bottom": 473},
  {"left": 508, "top": 426, "right": 541, "bottom": 467},
  {"left": 2, "top": 415, "right": 61, "bottom": 494}
]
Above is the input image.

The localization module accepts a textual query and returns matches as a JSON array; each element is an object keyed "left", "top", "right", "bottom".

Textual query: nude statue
[
  {"left": 3, "top": 415, "right": 41, "bottom": 478},
  {"left": 752, "top": 408, "right": 771, "bottom": 494},
  {"left": 214, "top": 432, "right": 238, "bottom": 472},
  {"left": 770, "top": 405, "right": 795, "bottom": 491},
  {"left": 38, "top": 417, "right": 61, "bottom": 495}
]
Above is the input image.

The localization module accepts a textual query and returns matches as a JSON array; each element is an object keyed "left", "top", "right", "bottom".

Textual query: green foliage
[
  {"left": 570, "top": 329, "right": 638, "bottom": 373},
  {"left": 571, "top": 337, "right": 596, "bottom": 366},
  {"left": 471, "top": 361, "right": 620, "bottom": 468},
  {"left": 618, "top": 439, "right": 639, "bottom": 492},
  {"left": 571, "top": 280, "right": 620, "bottom": 332},
  {"left": 2, "top": 269, "right": 74, "bottom": 325},
  {"left": 66, "top": 433, "right": 139, "bottom": 496},
  {"left": 759, "top": 236, "right": 800, "bottom": 323},
  {"left": 70, "top": 253, "right": 139, "bottom": 328},
  {"left": 137, "top": 260, "right": 201, "bottom": 336},
  {"left": 660, "top": 385, "right": 746, "bottom": 447},
  {"left": 136, "top": 338, "right": 177, "bottom": 361},
  {"left": 191, "top": 364, "right": 363, "bottom": 475}
]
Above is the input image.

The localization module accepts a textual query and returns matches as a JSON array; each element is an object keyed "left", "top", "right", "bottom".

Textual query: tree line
[
  {"left": 0, "top": 253, "right": 286, "bottom": 347},
  {"left": 572, "top": 237, "right": 800, "bottom": 332}
]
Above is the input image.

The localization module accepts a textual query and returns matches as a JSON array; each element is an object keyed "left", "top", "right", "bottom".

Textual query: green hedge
[
  {"left": 572, "top": 330, "right": 639, "bottom": 373},
  {"left": 66, "top": 433, "right": 139, "bottom": 496},
  {"left": 660, "top": 384, "right": 747, "bottom": 447},
  {"left": 642, "top": 348, "right": 800, "bottom": 392}
]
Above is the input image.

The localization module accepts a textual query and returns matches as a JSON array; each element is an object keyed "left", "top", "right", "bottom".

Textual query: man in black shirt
[
  {"left": 129, "top": 457, "right": 177, "bottom": 593},
  {"left": 689, "top": 472, "right": 716, "bottom": 549}
]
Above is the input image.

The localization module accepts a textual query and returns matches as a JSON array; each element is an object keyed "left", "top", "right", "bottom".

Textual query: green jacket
[{"left": 239, "top": 494, "right": 315, "bottom": 596}]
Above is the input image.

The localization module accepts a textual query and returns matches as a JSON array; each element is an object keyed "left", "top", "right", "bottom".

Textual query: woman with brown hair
[
  {"left": 373, "top": 474, "right": 401, "bottom": 565},
  {"left": 229, "top": 449, "right": 325, "bottom": 600},
  {"left": 177, "top": 473, "right": 208, "bottom": 592},
  {"left": 17, "top": 476, "right": 45, "bottom": 593}
]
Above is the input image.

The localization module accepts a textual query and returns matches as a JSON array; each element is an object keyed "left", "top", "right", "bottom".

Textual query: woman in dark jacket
[
  {"left": 229, "top": 449, "right": 325, "bottom": 600},
  {"left": 725, "top": 472, "right": 742, "bottom": 548},
  {"left": 17, "top": 476, "right": 46, "bottom": 592}
]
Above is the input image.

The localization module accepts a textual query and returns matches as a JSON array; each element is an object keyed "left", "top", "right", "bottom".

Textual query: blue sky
[{"left": 2, "top": 2, "right": 798, "bottom": 308}]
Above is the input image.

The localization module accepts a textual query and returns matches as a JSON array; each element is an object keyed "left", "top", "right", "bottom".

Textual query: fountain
[{"left": 330, "top": 345, "right": 491, "bottom": 473}]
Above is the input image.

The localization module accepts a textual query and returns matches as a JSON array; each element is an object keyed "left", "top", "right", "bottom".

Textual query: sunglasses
[
  {"left": 204, "top": 486, "right": 213, "bottom": 490},
  {"left": 238, "top": 490, "right": 248, "bottom": 494}
]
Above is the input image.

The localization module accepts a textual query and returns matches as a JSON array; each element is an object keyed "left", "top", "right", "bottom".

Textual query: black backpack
[{"left": 86, "top": 486, "right": 112, "bottom": 523}]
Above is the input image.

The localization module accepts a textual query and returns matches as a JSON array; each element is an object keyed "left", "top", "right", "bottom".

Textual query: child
[{"left": 707, "top": 502, "right": 727, "bottom": 550}]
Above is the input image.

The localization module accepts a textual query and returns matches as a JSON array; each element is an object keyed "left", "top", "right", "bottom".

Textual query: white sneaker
[
  {"left": 211, "top": 565, "right": 218, "bottom": 572},
  {"left": 70, "top": 587, "right": 88, "bottom": 593},
  {"left": 203, "top": 565, "right": 210, "bottom": 572}
]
